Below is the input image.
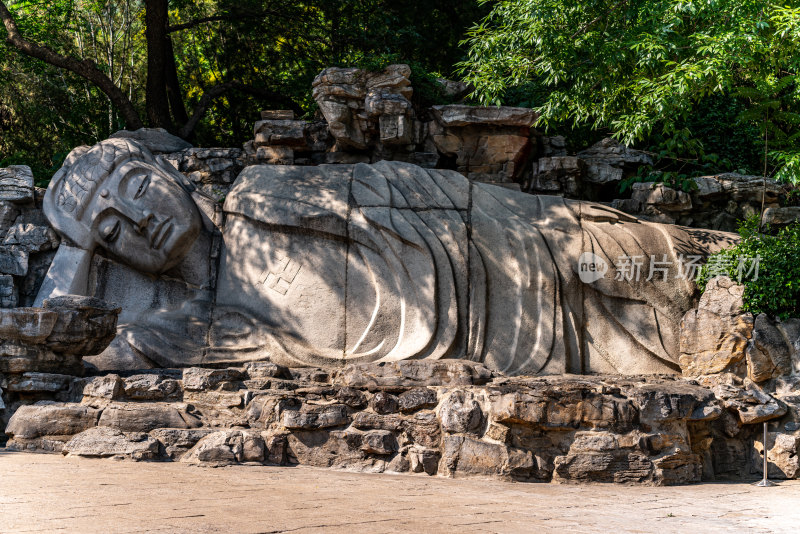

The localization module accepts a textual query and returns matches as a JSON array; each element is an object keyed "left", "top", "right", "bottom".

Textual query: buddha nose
[{"left": 136, "top": 210, "right": 154, "bottom": 233}]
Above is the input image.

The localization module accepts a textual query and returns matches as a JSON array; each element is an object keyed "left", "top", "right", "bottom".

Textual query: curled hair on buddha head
[{"left": 43, "top": 138, "right": 158, "bottom": 250}]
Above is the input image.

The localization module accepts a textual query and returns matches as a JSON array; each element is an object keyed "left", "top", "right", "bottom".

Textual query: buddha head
[{"left": 43, "top": 138, "right": 202, "bottom": 274}]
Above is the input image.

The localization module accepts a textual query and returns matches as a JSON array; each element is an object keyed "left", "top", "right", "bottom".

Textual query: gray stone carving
[{"left": 38, "top": 138, "right": 736, "bottom": 375}]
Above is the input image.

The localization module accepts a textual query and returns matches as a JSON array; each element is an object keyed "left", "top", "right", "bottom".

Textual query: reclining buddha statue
[{"left": 35, "top": 138, "right": 735, "bottom": 375}]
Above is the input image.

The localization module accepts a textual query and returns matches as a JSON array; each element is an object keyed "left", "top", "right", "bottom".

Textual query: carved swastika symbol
[{"left": 261, "top": 256, "right": 302, "bottom": 295}]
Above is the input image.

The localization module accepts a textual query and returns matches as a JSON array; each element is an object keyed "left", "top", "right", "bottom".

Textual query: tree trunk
[
  {"left": 165, "top": 36, "right": 189, "bottom": 127},
  {"left": 145, "top": 0, "right": 172, "bottom": 130}
]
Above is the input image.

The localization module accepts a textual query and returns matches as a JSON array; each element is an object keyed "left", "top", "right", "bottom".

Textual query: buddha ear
[{"left": 33, "top": 245, "right": 94, "bottom": 307}]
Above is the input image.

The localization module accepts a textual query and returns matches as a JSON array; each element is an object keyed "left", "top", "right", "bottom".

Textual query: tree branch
[
  {"left": 179, "top": 81, "right": 302, "bottom": 139},
  {"left": 0, "top": 0, "right": 143, "bottom": 129},
  {"left": 167, "top": 10, "right": 288, "bottom": 33}
]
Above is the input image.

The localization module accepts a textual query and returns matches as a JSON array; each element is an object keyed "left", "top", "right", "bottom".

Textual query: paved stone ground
[{"left": 0, "top": 451, "right": 797, "bottom": 534}]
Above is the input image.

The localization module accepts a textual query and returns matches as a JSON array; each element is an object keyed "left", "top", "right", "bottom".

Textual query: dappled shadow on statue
[{"left": 36, "top": 138, "right": 736, "bottom": 376}]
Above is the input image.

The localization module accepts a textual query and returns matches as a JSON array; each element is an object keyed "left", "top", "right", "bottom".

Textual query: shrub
[{"left": 697, "top": 217, "right": 800, "bottom": 319}]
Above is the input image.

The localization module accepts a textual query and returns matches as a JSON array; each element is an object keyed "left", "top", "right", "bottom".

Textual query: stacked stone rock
[
  {"left": 162, "top": 148, "right": 245, "bottom": 202},
  {"left": 246, "top": 65, "right": 542, "bottom": 184},
  {"left": 680, "top": 276, "right": 800, "bottom": 479},
  {"left": 612, "top": 174, "right": 789, "bottom": 230},
  {"left": 532, "top": 137, "right": 654, "bottom": 199},
  {"left": 0, "top": 295, "right": 119, "bottom": 441},
  {"left": 244, "top": 110, "right": 332, "bottom": 167},
  {"left": 4, "top": 359, "right": 743, "bottom": 485},
  {"left": 0, "top": 166, "right": 60, "bottom": 309}
]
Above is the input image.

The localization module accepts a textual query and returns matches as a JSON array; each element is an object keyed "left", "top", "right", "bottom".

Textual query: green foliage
[
  {"left": 1, "top": 0, "right": 486, "bottom": 181},
  {"left": 459, "top": 0, "right": 800, "bottom": 186},
  {"left": 697, "top": 217, "right": 800, "bottom": 319}
]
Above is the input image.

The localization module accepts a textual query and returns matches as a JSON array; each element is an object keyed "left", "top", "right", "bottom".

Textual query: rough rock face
[
  {"left": 0, "top": 166, "right": 34, "bottom": 204},
  {"left": 680, "top": 277, "right": 800, "bottom": 383},
  {"left": 613, "top": 173, "right": 787, "bottom": 231},
  {"left": 162, "top": 147, "right": 245, "bottom": 202},
  {"left": 0, "top": 169, "right": 61, "bottom": 309},
  {"left": 4, "top": 359, "right": 796, "bottom": 485},
  {"left": 428, "top": 104, "right": 537, "bottom": 182},
  {"left": 0, "top": 296, "right": 119, "bottom": 438},
  {"left": 242, "top": 64, "right": 539, "bottom": 183},
  {"left": 531, "top": 138, "right": 652, "bottom": 197},
  {"left": 680, "top": 277, "right": 752, "bottom": 376}
]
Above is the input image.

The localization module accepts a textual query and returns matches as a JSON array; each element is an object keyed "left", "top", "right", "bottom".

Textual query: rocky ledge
[{"left": 3, "top": 359, "right": 796, "bottom": 485}]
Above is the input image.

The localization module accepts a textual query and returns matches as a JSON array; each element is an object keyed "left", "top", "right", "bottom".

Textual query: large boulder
[
  {"left": 679, "top": 277, "right": 752, "bottom": 376},
  {"left": 62, "top": 427, "right": 163, "bottom": 461},
  {"left": 0, "top": 166, "right": 34, "bottom": 204},
  {"left": 5, "top": 403, "right": 100, "bottom": 440},
  {"left": 42, "top": 295, "right": 120, "bottom": 356}
]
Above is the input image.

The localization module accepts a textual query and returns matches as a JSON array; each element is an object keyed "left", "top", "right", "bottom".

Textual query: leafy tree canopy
[
  {"left": 460, "top": 0, "right": 800, "bottom": 185},
  {"left": 1, "top": 0, "right": 486, "bottom": 181}
]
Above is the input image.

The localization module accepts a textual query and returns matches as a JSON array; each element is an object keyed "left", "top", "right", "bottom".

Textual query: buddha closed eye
[{"left": 88, "top": 161, "right": 203, "bottom": 274}]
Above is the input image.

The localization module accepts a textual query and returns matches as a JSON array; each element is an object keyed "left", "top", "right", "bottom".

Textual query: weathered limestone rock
[
  {"left": 254, "top": 119, "right": 306, "bottom": 148},
  {"left": 752, "top": 430, "right": 800, "bottom": 479},
  {"left": 693, "top": 173, "right": 782, "bottom": 204},
  {"left": 360, "top": 430, "right": 397, "bottom": 455},
  {"left": 577, "top": 137, "right": 653, "bottom": 170},
  {"left": 746, "top": 314, "right": 793, "bottom": 382},
  {"left": 312, "top": 65, "right": 412, "bottom": 151},
  {"left": 442, "top": 435, "right": 533, "bottom": 479},
  {"left": 0, "top": 307, "right": 57, "bottom": 344},
  {"left": 282, "top": 404, "right": 349, "bottom": 430},
  {"left": 181, "top": 430, "right": 266, "bottom": 466},
  {"left": 162, "top": 147, "right": 245, "bottom": 201},
  {"left": 0, "top": 245, "right": 28, "bottom": 276},
  {"left": 82, "top": 374, "right": 123, "bottom": 399},
  {"left": 762, "top": 206, "right": 800, "bottom": 228},
  {"left": 149, "top": 428, "right": 214, "bottom": 459},
  {"left": 431, "top": 105, "right": 537, "bottom": 128},
  {"left": 709, "top": 377, "right": 787, "bottom": 424},
  {"left": 680, "top": 277, "right": 752, "bottom": 376},
  {"left": 5, "top": 403, "right": 100, "bottom": 440},
  {"left": 4, "top": 372, "right": 72, "bottom": 393},
  {"left": 182, "top": 368, "right": 244, "bottom": 391},
  {"left": 42, "top": 295, "right": 120, "bottom": 356},
  {"left": 3, "top": 361, "right": 797, "bottom": 485},
  {"left": 122, "top": 373, "right": 181, "bottom": 401},
  {"left": 630, "top": 182, "right": 692, "bottom": 223},
  {"left": 409, "top": 446, "right": 440, "bottom": 475},
  {"left": 531, "top": 156, "right": 584, "bottom": 195},
  {"left": 62, "top": 427, "right": 163, "bottom": 460},
  {"left": 335, "top": 361, "right": 494, "bottom": 390},
  {"left": 0, "top": 274, "right": 17, "bottom": 308},
  {"left": 110, "top": 128, "right": 192, "bottom": 153},
  {"left": 398, "top": 388, "right": 438, "bottom": 413},
  {"left": 97, "top": 403, "right": 202, "bottom": 432},
  {"left": 0, "top": 166, "right": 34, "bottom": 204},
  {"left": 3, "top": 223, "right": 59, "bottom": 253},
  {"left": 261, "top": 110, "right": 295, "bottom": 120},
  {"left": 370, "top": 391, "right": 399, "bottom": 414},
  {"left": 439, "top": 390, "right": 484, "bottom": 434},
  {"left": 0, "top": 201, "right": 20, "bottom": 232},
  {"left": 430, "top": 105, "right": 536, "bottom": 182}
]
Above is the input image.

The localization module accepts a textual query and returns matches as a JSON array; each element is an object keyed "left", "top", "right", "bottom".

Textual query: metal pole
[{"left": 754, "top": 421, "right": 776, "bottom": 487}]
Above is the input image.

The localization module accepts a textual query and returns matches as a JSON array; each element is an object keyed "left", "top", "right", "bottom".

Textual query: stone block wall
[
  {"left": 0, "top": 166, "right": 60, "bottom": 308},
  {"left": 5, "top": 359, "right": 786, "bottom": 485}
]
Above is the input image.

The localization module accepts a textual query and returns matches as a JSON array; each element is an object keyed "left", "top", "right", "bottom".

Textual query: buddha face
[{"left": 86, "top": 160, "right": 202, "bottom": 273}]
